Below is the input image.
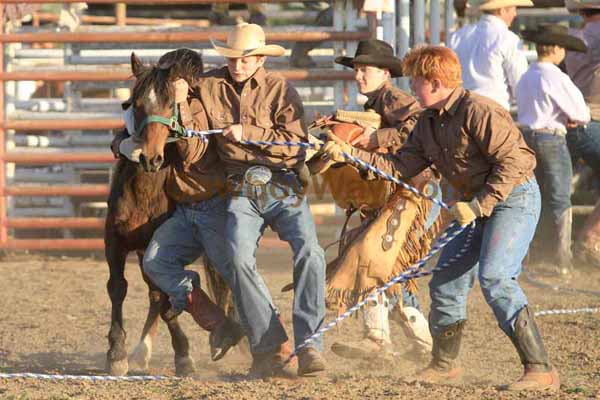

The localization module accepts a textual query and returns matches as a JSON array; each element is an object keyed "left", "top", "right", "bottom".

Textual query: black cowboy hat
[
  {"left": 521, "top": 24, "right": 588, "bottom": 53},
  {"left": 335, "top": 39, "right": 404, "bottom": 77}
]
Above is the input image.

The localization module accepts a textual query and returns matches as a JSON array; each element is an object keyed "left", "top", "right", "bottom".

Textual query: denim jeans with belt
[
  {"left": 428, "top": 178, "right": 541, "bottom": 337},
  {"left": 223, "top": 172, "right": 326, "bottom": 354},
  {"left": 143, "top": 195, "right": 234, "bottom": 313},
  {"left": 522, "top": 130, "right": 573, "bottom": 252}
]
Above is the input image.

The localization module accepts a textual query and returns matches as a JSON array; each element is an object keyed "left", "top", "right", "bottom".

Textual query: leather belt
[{"left": 526, "top": 127, "right": 567, "bottom": 137}]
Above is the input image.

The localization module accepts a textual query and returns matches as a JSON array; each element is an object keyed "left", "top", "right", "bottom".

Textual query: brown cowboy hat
[
  {"left": 521, "top": 24, "right": 588, "bottom": 53},
  {"left": 335, "top": 39, "right": 403, "bottom": 77},
  {"left": 210, "top": 22, "right": 285, "bottom": 58}
]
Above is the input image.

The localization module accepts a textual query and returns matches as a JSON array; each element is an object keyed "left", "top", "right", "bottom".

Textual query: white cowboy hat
[
  {"left": 210, "top": 23, "right": 285, "bottom": 58},
  {"left": 566, "top": 0, "right": 600, "bottom": 11},
  {"left": 470, "top": 0, "right": 533, "bottom": 11}
]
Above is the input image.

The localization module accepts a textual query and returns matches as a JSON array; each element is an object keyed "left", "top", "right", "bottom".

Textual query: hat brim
[
  {"left": 335, "top": 54, "right": 404, "bottom": 77},
  {"left": 210, "top": 39, "right": 285, "bottom": 58},
  {"left": 478, "top": 0, "right": 533, "bottom": 10},
  {"left": 522, "top": 31, "right": 588, "bottom": 53}
]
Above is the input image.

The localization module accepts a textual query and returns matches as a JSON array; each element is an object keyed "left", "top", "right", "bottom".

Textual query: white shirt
[
  {"left": 448, "top": 15, "right": 528, "bottom": 110},
  {"left": 516, "top": 62, "right": 590, "bottom": 131}
]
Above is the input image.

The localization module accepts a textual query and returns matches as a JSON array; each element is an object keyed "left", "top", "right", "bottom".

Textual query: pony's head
[{"left": 128, "top": 49, "right": 203, "bottom": 172}]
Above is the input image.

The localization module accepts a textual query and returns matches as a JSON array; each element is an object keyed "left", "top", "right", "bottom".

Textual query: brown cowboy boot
[
  {"left": 506, "top": 306, "right": 560, "bottom": 391},
  {"left": 416, "top": 320, "right": 465, "bottom": 383},
  {"left": 248, "top": 342, "right": 297, "bottom": 380},
  {"left": 247, "top": 314, "right": 296, "bottom": 379},
  {"left": 297, "top": 346, "right": 326, "bottom": 376},
  {"left": 186, "top": 286, "right": 244, "bottom": 361}
]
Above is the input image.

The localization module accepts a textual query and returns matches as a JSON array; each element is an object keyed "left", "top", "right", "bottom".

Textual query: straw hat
[
  {"left": 210, "top": 23, "right": 285, "bottom": 58},
  {"left": 335, "top": 39, "right": 404, "bottom": 77},
  {"left": 565, "top": 0, "right": 600, "bottom": 11},
  {"left": 521, "top": 24, "right": 588, "bottom": 53},
  {"left": 470, "top": 0, "right": 533, "bottom": 11}
]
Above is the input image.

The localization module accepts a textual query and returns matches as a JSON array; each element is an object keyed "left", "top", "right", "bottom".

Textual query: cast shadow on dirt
[{"left": 2, "top": 351, "right": 112, "bottom": 376}]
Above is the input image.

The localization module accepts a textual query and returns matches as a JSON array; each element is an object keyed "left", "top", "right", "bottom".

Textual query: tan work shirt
[
  {"left": 192, "top": 66, "right": 308, "bottom": 174},
  {"left": 365, "top": 81, "right": 421, "bottom": 151},
  {"left": 167, "top": 97, "right": 227, "bottom": 203},
  {"left": 352, "top": 87, "right": 536, "bottom": 215}
]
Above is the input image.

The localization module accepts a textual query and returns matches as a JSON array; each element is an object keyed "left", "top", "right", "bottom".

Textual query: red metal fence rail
[{"left": 0, "top": 0, "right": 366, "bottom": 250}]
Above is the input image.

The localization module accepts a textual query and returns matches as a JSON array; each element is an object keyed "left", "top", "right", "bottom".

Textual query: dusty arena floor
[{"left": 1, "top": 218, "right": 599, "bottom": 399}]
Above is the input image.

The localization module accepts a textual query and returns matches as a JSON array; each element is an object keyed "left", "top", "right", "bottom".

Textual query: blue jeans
[
  {"left": 522, "top": 130, "right": 572, "bottom": 255},
  {"left": 567, "top": 121, "right": 600, "bottom": 176},
  {"left": 388, "top": 289, "right": 420, "bottom": 311},
  {"left": 428, "top": 178, "right": 541, "bottom": 337},
  {"left": 143, "top": 195, "right": 232, "bottom": 313},
  {"left": 224, "top": 174, "right": 326, "bottom": 353}
]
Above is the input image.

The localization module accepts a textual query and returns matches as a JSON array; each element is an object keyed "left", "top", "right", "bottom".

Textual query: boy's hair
[
  {"left": 535, "top": 43, "right": 561, "bottom": 57},
  {"left": 402, "top": 45, "right": 463, "bottom": 88}
]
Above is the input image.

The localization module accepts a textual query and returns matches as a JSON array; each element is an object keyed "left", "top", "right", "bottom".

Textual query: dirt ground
[{"left": 1, "top": 217, "right": 599, "bottom": 400}]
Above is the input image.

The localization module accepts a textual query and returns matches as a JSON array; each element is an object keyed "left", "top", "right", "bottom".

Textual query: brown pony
[{"left": 105, "top": 49, "right": 230, "bottom": 377}]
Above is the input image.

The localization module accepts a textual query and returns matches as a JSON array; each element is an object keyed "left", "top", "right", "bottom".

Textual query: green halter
[{"left": 135, "top": 101, "right": 187, "bottom": 138}]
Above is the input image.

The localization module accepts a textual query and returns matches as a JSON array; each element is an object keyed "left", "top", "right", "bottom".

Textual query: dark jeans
[
  {"left": 523, "top": 130, "right": 573, "bottom": 258},
  {"left": 567, "top": 121, "right": 600, "bottom": 176}
]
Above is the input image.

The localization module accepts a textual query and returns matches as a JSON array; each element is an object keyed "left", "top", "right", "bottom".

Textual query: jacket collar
[
  {"left": 364, "top": 80, "right": 390, "bottom": 108},
  {"left": 442, "top": 87, "right": 466, "bottom": 116},
  {"left": 424, "top": 86, "right": 466, "bottom": 118}
]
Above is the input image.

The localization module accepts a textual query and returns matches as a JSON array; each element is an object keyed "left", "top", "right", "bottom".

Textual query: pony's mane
[{"left": 131, "top": 48, "right": 203, "bottom": 109}]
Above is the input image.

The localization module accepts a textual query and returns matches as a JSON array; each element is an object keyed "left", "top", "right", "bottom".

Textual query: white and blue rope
[
  {"left": 3, "top": 131, "right": 594, "bottom": 382},
  {"left": 181, "top": 128, "right": 450, "bottom": 211},
  {"left": 0, "top": 372, "right": 175, "bottom": 381},
  {"left": 535, "top": 307, "right": 600, "bottom": 317}
]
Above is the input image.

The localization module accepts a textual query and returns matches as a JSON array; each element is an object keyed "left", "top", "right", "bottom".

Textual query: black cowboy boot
[
  {"left": 506, "top": 306, "right": 560, "bottom": 391},
  {"left": 416, "top": 320, "right": 465, "bottom": 383}
]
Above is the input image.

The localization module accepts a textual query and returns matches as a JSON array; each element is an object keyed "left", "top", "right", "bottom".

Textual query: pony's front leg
[
  {"left": 159, "top": 293, "right": 195, "bottom": 377},
  {"left": 105, "top": 241, "right": 129, "bottom": 376},
  {"left": 129, "top": 252, "right": 162, "bottom": 372}
]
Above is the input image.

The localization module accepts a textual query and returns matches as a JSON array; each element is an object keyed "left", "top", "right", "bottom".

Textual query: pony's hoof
[
  {"left": 175, "top": 356, "right": 195, "bottom": 377},
  {"left": 107, "top": 358, "right": 129, "bottom": 376},
  {"left": 129, "top": 338, "right": 152, "bottom": 372}
]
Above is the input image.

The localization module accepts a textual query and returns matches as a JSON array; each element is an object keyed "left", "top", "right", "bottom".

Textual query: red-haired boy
[{"left": 322, "top": 45, "right": 559, "bottom": 391}]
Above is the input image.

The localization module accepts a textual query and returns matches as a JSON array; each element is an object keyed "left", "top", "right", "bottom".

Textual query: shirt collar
[
  {"left": 535, "top": 61, "right": 561, "bottom": 72},
  {"left": 480, "top": 14, "right": 508, "bottom": 31},
  {"left": 441, "top": 87, "right": 466, "bottom": 116}
]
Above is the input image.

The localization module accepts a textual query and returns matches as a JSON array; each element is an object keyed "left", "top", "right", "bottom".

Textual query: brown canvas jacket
[
  {"left": 191, "top": 66, "right": 308, "bottom": 174},
  {"left": 352, "top": 87, "right": 536, "bottom": 216},
  {"left": 364, "top": 80, "right": 422, "bottom": 152},
  {"left": 167, "top": 97, "right": 227, "bottom": 203}
]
